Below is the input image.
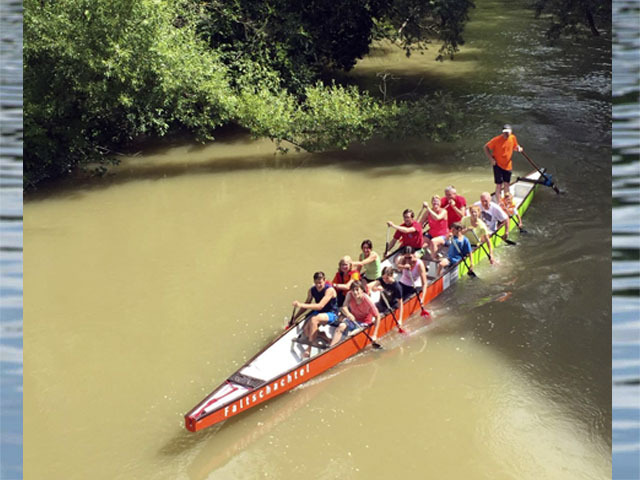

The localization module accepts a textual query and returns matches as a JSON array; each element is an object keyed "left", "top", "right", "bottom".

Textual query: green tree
[
  {"left": 24, "top": 0, "right": 234, "bottom": 188},
  {"left": 196, "top": 0, "right": 475, "bottom": 94},
  {"left": 24, "top": 0, "right": 471, "bottom": 190}
]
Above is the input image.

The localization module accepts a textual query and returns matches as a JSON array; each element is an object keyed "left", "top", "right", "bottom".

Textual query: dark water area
[
  {"left": 0, "top": 0, "right": 23, "bottom": 478},
  {"left": 612, "top": 0, "right": 640, "bottom": 478}
]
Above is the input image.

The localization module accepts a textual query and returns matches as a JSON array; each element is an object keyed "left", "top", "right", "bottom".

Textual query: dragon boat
[{"left": 185, "top": 169, "right": 550, "bottom": 432}]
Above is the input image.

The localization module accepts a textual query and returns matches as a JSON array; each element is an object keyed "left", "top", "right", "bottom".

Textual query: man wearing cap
[{"left": 483, "top": 124, "right": 524, "bottom": 199}]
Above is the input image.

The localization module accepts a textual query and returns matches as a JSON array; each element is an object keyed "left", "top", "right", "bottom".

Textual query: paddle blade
[
  {"left": 420, "top": 308, "right": 430, "bottom": 317},
  {"left": 395, "top": 323, "right": 408, "bottom": 335},
  {"left": 468, "top": 270, "right": 478, "bottom": 278}
]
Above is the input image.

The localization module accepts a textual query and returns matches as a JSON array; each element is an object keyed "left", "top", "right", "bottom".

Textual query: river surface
[{"left": 22, "top": 0, "right": 615, "bottom": 478}]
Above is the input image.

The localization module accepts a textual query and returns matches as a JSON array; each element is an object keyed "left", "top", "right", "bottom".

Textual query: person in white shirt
[{"left": 474, "top": 192, "right": 509, "bottom": 239}]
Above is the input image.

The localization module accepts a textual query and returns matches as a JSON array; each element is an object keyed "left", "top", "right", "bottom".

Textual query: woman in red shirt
[{"left": 419, "top": 195, "right": 449, "bottom": 260}]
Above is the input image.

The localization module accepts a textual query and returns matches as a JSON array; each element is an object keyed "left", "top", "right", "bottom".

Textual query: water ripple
[
  {"left": 0, "top": 0, "right": 23, "bottom": 477},
  {"left": 612, "top": 0, "right": 640, "bottom": 477}
]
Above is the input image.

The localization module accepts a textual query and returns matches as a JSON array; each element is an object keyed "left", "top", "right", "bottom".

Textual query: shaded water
[{"left": 22, "top": 0, "right": 612, "bottom": 478}]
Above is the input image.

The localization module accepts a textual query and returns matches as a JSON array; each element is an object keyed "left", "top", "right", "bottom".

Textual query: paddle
[
  {"left": 407, "top": 268, "right": 430, "bottom": 317},
  {"left": 497, "top": 233, "right": 517, "bottom": 246},
  {"left": 509, "top": 212, "right": 528, "bottom": 234},
  {"left": 417, "top": 205, "right": 426, "bottom": 229},
  {"left": 519, "top": 151, "right": 563, "bottom": 195},
  {"left": 351, "top": 319, "right": 383, "bottom": 349},
  {"left": 383, "top": 225, "right": 391, "bottom": 258},
  {"left": 469, "top": 229, "right": 494, "bottom": 264},
  {"left": 379, "top": 291, "right": 407, "bottom": 334},
  {"left": 286, "top": 306, "right": 297, "bottom": 328},
  {"left": 450, "top": 235, "right": 477, "bottom": 278},
  {"left": 286, "top": 311, "right": 312, "bottom": 333}
]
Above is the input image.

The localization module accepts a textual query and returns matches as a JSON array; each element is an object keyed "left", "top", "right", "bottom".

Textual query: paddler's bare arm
[
  {"left": 483, "top": 144, "right": 495, "bottom": 165},
  {"left": 423, "top": 201, "right": 446, "bottom": 221},
  {"left": 293, "top": 287, "right": 336, "bottom": 312},
  {"left": 352, "top": 251, "right": 378, "bottom": 267},
  {"left": 498, "top": 219, "right": 509, "bottom": 239},
  {"left": 387, "top": 221, "right": 416, "bottom": 234},
  {"left": 292, "top": 291, "right": 313, "bottom": 320},
  {"left": 449, "top": 199, "right": 466, "bottom": 217},
  {"left": 482, "top": 233, "right": 495, "bottom": 263},
  {"left": 395, "top": 255, "right": 409, "bottom": 269},
  {"left": 340, "top": 293, "right": 356, "bottom": 322}
]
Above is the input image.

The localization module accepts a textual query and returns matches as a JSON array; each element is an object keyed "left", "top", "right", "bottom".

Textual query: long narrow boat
[{"left": 185, "top": 169, "right": 546, "bottom": 432}]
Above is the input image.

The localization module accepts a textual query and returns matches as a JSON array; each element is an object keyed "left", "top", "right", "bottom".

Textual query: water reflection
[{"left": 0, "top": 0, "right": 23, "bottom": 478}]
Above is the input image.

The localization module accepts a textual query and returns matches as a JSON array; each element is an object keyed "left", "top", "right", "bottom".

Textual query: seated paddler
[
  {"left": 461, "top": 205, "right": 495, "bottom": 264},
  {"left": 332, "top": 256, "right": 362, "bottom": 307},
  {"left": 369, "top": 266, "right": 404, "bottom": 325},
  {"left": 340, "top": 281, "right": 382, "bottom": 340},
  {"left": 437, "top": 222, "right": 474, "bottom": 276},
  {"left": 292, "top": 271, "right": 346, "bottom": 358}
]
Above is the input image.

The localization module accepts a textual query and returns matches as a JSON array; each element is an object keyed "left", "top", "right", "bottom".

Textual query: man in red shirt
[
  {"left": 386, "top": 208, "right": 423, "bottom": 255},
  {"left": 483, "top": 124, "right": 524, "bottom": 199},
  {"left": 440, "top": 185, "right": 467, "bottom": 228}
]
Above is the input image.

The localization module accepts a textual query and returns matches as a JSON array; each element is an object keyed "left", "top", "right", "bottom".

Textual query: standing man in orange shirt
[{"left": 483, "top": 124, "right": 524, "bottom": 199}]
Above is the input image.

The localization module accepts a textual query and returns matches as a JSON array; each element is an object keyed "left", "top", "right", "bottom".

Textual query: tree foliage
[
  {"left": 533, "top": 0, "right": 611, "bottom": 38},
  {"left": 24, "top": 0, "right": 473, "bottom": 190},
  {"left": 196, "top": 0, "right": 475, "bottom": 94},
  {"left": 24, "top": 0, "right": 234, "bottom": 188},
  {"left": 372, "top": 0, "right": 475, "bottom": 60}
]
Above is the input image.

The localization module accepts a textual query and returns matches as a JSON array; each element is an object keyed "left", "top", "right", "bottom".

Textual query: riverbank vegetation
[
  {"left": 24, "top": 0, "right": 473, "bottom": 190},
  {"left": 24, "top": 0, "right": 609, "bottom": 190}
]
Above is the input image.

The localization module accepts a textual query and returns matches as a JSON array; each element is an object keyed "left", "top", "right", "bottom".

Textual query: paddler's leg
[
  {"left": 303, "top": 313, "right": 323, "bottom": 357},
  {"left": 500, "top": 167, "right": 512, "bottom": 200},
  {"left": 330, "top": 322, "right": 347, "bottom": 346},
  {"left": 501, "top": 181, "right": 510, "bottom": 200},
  {"left": 437, "top": 258, "right": 451, "bottom": 276},
  {"left": 423, "top": 235, "right": 435, "bottom": 260},
  {"left": 372, "top": 315, "right": 381, "bottom": 340},
  {"left": 493, "top": 165, "right": 503, "bottom": 199},
  {"left": 324, "top": 312, "right": 345, "bottom": 346},
  {"left": 431, "top": 235, "right": 446, "bottom": 259}
]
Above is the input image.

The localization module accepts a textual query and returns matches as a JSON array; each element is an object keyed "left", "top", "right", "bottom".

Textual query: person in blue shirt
[{"left": 437, "top": 222, "right": 474, "bottom": 276}]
